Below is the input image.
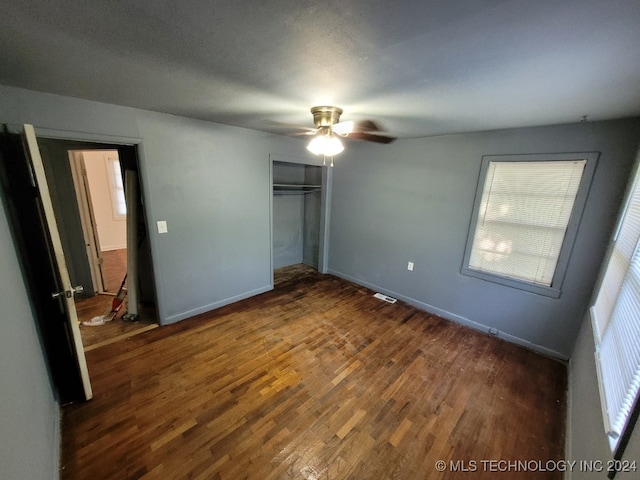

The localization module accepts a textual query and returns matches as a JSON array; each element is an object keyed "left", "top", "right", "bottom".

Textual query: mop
[{"left": 82, "top": 274, "right": 127, "bottom": 326}]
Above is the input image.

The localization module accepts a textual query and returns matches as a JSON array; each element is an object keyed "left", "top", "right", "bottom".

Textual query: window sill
[{"left": 461, "top": 267, "right": 562, "bottom": 298}]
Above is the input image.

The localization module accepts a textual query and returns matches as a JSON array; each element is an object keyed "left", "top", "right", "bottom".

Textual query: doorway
[
  {"left": 69, "top": 149, "right": 128, "bottom": 295},
  {"left": 36, "top": 138, "right": 158, "bottom": 351},
  {"left": 1, "top": 126, "right": 159, "bottom": 402},
  {"left": 270, "top": 154, "right": 332, "bottom": 285}
]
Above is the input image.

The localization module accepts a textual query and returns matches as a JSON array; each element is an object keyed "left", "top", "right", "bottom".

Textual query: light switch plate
[{"left": 157, "top": 220, "right": 168, "bottom": 234}]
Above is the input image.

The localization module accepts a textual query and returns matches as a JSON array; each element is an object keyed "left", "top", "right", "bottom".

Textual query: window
[
  {"left": 591, "top": 158, "right": 640, "bottom": 454},
  {"left": 462, "top": 153, "right": 598, "bottom": 297},
  {"left": 106, "top": 157, "right": 126, "bottom": 219}
]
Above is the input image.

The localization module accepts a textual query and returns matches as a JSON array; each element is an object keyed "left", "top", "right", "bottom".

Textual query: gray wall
[
  {"left": 303, "top": 166, "right": 322, "bottom": 267},
  {"left": 273, "top": 162, "right": 305, "bottom": 268},
  {"left": 0, "top": 85, "right": 311, "bottom": 325},
  {"left": 0, "top": 194, "right": 59, "bottom": 479},
  {"left": 273, "top": 193, "right": 304, "bottom": 268},
  {"left": 303, "top": 190, "right": 321, "bottom": 267},
  {"left": 328, "top": 119, "right": 640, "bottom": 358},
  {"left": 567, "top": 148, "right": 640, "bottom": 478},
  {"left": 567, "top": 316, "right": 639, "bottom": 479}
]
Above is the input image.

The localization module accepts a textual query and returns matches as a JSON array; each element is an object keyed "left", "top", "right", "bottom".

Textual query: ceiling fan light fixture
[
  {"left": 306, "top": 135, "right": 326, "bottom": 155},
  {"left": 306, "top": 134, "right": 344, "bottom": 156}
]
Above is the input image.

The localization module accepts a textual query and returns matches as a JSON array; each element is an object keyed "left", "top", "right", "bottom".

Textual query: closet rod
[{"left": 273, "top": 189, "right": 320, "bottom": 195}]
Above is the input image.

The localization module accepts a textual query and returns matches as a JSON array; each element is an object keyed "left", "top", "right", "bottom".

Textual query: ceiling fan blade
[
  {"left": 291, "top": 130, "right": 318, "bottom": 136},
  {"left": 332, "top": 121, "right": 354, "bottom": 135},
  {"left": 354, "top": 119, "right": 385, "bottom": 132},
  {"left": 266, "top": 120, "right": 317, "bottom": 133},
  {"left": 347, "top": 131, "right": 396, "bottom": 144},
  {"left": 333, "top": 119, "right": 386, "bottom": 135}
]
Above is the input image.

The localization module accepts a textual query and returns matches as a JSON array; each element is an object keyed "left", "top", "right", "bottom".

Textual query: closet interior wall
[{"left": 272, "top": 161, "right": 322, "bottom": 270}]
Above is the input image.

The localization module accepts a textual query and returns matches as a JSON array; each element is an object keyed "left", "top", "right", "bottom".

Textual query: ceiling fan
[{"left": 301, "top": 106, "right": 396, "bottom": 164}]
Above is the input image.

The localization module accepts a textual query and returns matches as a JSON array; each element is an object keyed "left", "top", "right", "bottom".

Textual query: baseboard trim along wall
[
  {"left": 163, "top": 284, "right": 273, "bottom": 325},
  {"left": 328, "top": 269, "right": 569, "bottom": 361}
]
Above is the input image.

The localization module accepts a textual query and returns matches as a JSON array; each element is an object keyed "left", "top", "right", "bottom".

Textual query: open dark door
[{"left": 0, "top": 125, "right": 92, "bottom": 403}]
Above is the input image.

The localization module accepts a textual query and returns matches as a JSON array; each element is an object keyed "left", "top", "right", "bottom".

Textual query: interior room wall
[
  {"left": 272, "top": 194, "right": 304, "bottom": 268},
  {"left": 303, "top": 166, "right": 322, "bottom": 267},
  {"left": 567, "top": 149, "right": 640, "bottom": 477},
  {"left": 0, "top": 197, "right": 59, "bottom": 480},
  {"left": 82, "top": 150, "right": 127, "bottom": 251},
  {"left": 328, "top": 119, "right": 640, "bottom": 358},
  {"left": 567, "top": 316, "right": 639, "bottom": 479},
  {"left": 0, "top": 84, "right": 316, "bottom": 326},
  {"left": 273, "top": 162, "right": 305, "bottom": 268}
]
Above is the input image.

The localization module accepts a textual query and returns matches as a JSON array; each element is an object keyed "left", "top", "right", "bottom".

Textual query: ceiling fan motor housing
[{"left": 311, "top": 106, "right": 343, "bottom": 128}]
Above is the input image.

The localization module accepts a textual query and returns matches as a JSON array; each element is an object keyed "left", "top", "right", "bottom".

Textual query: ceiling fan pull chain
[{"left": 330, "top": 156, "right": 334, "bottom": 167}]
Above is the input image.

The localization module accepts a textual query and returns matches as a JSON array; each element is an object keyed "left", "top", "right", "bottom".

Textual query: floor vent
[{"left": 373, "top": 293, "right": 397, "bottom": 304}]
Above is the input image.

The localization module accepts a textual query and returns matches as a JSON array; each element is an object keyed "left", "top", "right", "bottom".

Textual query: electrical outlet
[
  {"left": 157, "top": 220, "right": 168, "bottom": 234},
  {"left": 407, "top": 261, "right": 414, "bottom": 271}
]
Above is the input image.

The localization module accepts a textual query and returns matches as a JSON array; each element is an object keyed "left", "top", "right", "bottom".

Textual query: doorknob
[{"left": 51, "top": 286, "right": 84, "bottom": 299}]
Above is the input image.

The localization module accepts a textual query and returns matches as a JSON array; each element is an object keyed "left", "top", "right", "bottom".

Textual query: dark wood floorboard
[
  {"left": 75, "top": 294, "right": 157, "bottom": 350},
  {"left": 101, "top": 248, "right": 127, "bottom": 293},
  {"left": 61, "top": 265, "right": 566, "bottom": 480},
  {"left": 75, "top": 247, "right": 156, "bottom": 350}
]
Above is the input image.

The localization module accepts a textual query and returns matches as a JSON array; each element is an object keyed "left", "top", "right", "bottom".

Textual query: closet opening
[{"left": 271, "top": 157, "right": 331, "bottom": 282}]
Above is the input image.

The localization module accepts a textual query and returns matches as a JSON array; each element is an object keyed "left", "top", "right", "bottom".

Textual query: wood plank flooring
[
  {"left": 101, "top": 248, "right": 127, "bottom": 293},
  {"left": 75, "top": 294, "right": 157, "bottom": 351},
  {"left": 75, "top": 247, "right": 156, "bottom": 350},
  {"left": 60, "top": 265, "right": 567, "bottom": 479}
]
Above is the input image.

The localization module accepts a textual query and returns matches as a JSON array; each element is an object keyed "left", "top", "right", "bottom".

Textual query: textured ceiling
[{"left": 1, "top": 0, "right": 639, "bottom": 138}]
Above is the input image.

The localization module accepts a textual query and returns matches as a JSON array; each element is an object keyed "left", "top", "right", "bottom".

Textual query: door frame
[
  {"left": 29, "top": 127, "right": 155, "bottom": 314},
  {"left": 269, "top": 153, "right": 332, "bottom": 286},
  {"left": 69, "top": 150, "right": 106, "bottom": 293},
  {"left": 3, "top": 123, "right": 158, "bottom": 401}
]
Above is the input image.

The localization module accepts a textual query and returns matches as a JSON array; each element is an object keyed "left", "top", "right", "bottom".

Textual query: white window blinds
[
  {"left": 592, "top": 170, "right": 640, "bottom": 339},
  {"left": 592, "top": 161, "right": 640, "bottom": 448},
  {"left": 468, "top": 160, "right": 586, "bottom": 286}
]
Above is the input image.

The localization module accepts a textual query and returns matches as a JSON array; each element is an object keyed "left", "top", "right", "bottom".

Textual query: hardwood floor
[
  {"left": 61, "top": 265, "right": 566, "bottom": 479},
  {"left": 75, "top": 294, "right": 157, "bottom": 351},
  {"left": 101, "top": 248, "right": 127, "bottom": 293},
  {"left": 75, "top": 247, "right": 156, "bottom": 350}
]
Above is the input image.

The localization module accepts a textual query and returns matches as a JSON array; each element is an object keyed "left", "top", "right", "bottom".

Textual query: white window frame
[
  {"left": 590, "top": 154, "right": 640, "bottom": 457},
  {"left": 105, "top": 156, "right": 126, "bottom": 220},
  {"left": 462, "top": 152, "right": 598, "bottom": 298}
]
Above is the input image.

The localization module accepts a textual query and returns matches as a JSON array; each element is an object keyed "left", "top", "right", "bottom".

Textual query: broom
[{"left": 82, "top": 274, "right": 127, "bottom": 326}]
